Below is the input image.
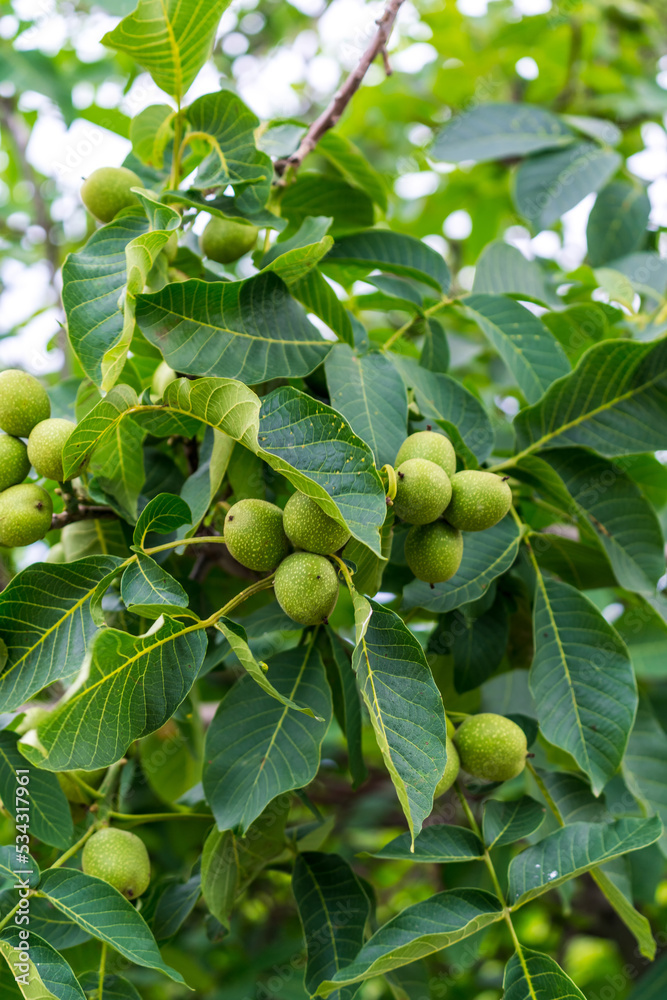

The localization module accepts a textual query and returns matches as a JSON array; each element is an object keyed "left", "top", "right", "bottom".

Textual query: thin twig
[{"left": 274, "top": 0, "right": 407, "bottom": 176}]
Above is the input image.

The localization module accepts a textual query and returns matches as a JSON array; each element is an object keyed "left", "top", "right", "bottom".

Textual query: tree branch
[
  {"left": 51, "top": 506, "right": 118, "bottom": 530},
  {"left": 274, "top": 0, "right": 406, "bottom": 176}
]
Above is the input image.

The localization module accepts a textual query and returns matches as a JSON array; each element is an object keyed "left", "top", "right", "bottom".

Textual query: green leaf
[
  {"left": 318, "top": 132, "right": 388, "bottom": 211},
  {"left": 514, "top": 143, "right": 621, "bottom": 229},
  {"left": 433, "top": 103, "right": 574, "bottom": 163},
  {"left": 63, "top": 380, "right": 252, "bottom": 481},
  {"left": 133, "top": 492, "right": 192, "bottom": 547},
  {"left": 530, "top": 576, "right": 637, "bottom": 795},
  {"left": 201, "top": 799, "right": 288, "bottom": 926},
  {"left": 180, "top": 427, "right": 233, "bottom": 536},
  {"left": 185, "top": 90, "right": 272, "bottom": 212},
  {"left": 625, "top": 951, "right": 667, "bottom": 1000},
  {"left": 483, "top": 796, "right": 546, "bottom": 849},
  {"left": 508, "top": 817, "right": 661, "bottom": 908},
  {"left": 0, "top": 732, "right": 73, "bottom": 849},
  {"left": 537, "top": 769, "right": 656, "bottom": 958},
  {"left": 0, "top": 556, "right": 122, "bottom": 712},
  {"left": 153, "top": 868, "right": 202, "bottom": 940},
  {"left": 0, "top": 846, "right": 39, "bottom": 890},
  {"left": 121, "top": 553, "right": 188, "bottom": 609},
  {"left": 541, "top": 447, "right": 665, "bottom": 594},
  {"left": 203, "top": 646, "right": 332, "bottom": 832},
  {"left": 135, "top": 271, "right": 331, "bottom": 383},
  {"left": 37, "top": 869, "right": 186, "bottom": 983},
  {"left": 282, "top": 175, "right": 375, "bottom": 237},
  {"left": 61, "top": 211, "right": 149, "bottom": 387},
  {"left": 261, "top": 216, "right": 332, "bottom": 267},
  {"left": 587, "top": 181, "right": 650, "bottom": 267},
  {"left": 293, "top": 851, "right": 370, "bottom": 1000},
  {"left": 0, "top": 929, "right": 85, "bottom": 1000},
  {"left": 315, "top": 889, "right": 503, "bottom": 995},
  {"left": 514, "top": 339, "right": 667, "bottom": 457},
  {"left": 351, "top": 596, "right": 448, "bottom": 843},
  {"left": 325, "top": 344, "right": 408, "bottom": 468},
  {"left": 291, "top": 268, "right": 354, "bottom": 345},
  {"left": 215, "top": 617, "right": 319, "bottom": 715},
  {"left": 79, "top": 974, "right": 141, "bottom": 1000},
  {"left": 447, "top": 601, "right": 510, "bottom": 694},
  {"left": 541, "top": 302, "right": 621, "bottom": 364},
  {"left": 623, "top": 699, "right": 667, "bottom": 853},
  {"left": 464, "top": 294, "right": 570, "bottom": 403},
  {"left": 257, "top": 386, "right": 387, "bottom": 557},
  {"left": 129, "top": 104, "right": 174, "bottom": 167},
  {"left": 472, "top": 241, "right": 557, "bottom": 305},
  {"left": 403, "top": 517, "right": 522, "bottom": 613},
  {"left": 102, "top": 0, "right": 230, "bottom": 102},
  {"left": 391, "top": 355, "right": 494, "bottom": 466},
  {"left": 503, "top": 948, "right": 586, "bottom": 1000},
  {"left": 325, "top": 629, "right": 367, "bottom": 789},
  {"left": 368, "top": 824, "right": 483, "bottom": 862},
  {"left": 324, "top": 231, "right": 450, "bottom": 293},
  {"left": 89, "top": 404, "right": 147, "bottom": 522},
  {"left": 22, "top": 617, "right": 207, "bottom": 770}
]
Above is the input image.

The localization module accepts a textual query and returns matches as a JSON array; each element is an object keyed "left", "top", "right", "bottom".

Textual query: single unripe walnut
[
  {"left": 0, "top": 484, "right": 53, "bottom": 547},
  {"left": 201, "top": 217, "right": 259, "bottom": 264},
  {"left": 80, "top": 166, "right": 142, "bottom": 223},
  {"left": 395, "top": 431, "right": 456, "bottom": 479},
  {"left": 82, "top": 827, "right": 151, "bottom": 899},
  {"left": 445, "top": 471, "right": 512, "bottom": 532},
  {"left": 224, "top": 499, "right": 290, "bottom": 572},
  {"left": 393, "top": 458, "right": 452, "bottom": 525},
  {"left": 0, "top": 369, "right": 50, "bottom": 438},
  {"left": 435, "top": 736, "right": 460, "bottom": 797},
  {"left": 283, "top": 492, "right": 350, "bottom": 555},
  {"left": 0, "top": 434, "right": 30, "bottom": 491},
  {"left": 404, "top": 521, "right": 463, "bottom": 584},
  {"left": 274, "top": 552, "right": 339, "bottom": 626},
  {"left": 454, "top": 713, "right": 527, "bottom": 783},
  {"left": 28, "top": 418, "right": 76, "bottom": 482}
]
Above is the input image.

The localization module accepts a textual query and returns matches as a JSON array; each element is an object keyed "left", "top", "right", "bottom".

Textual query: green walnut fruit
[
  {"left": 80, "top": 166, "right": 142, "bottom": 223},
  {"left": 435, "top": 736, "right": 460, "bottom": 797},
  {"left": 393, "top": 458, "right": 452, "bottom": 525},
  {"left": 454, "top": 713, "right": 527, "bottom": 783},
  {"left": 404, "top": 521, "right": 463, "bottom": 584},
  {"left": 283, "top": 492, "right": 351, "bottom": 555},
  {"left": 0, "top": 434, "right": 30, "bottom": 491},
  {"left": 82, "top": 827, "right": 150, "bottom": 899},
  {"left": 151, "top": 360, "right": 177, "bottom": 400},
  {"left": 224, "top": 499, "right": 290, "bottom": 572},
  {"left": 274, "top": 552, "right": 339, "bottom": 626},
  {"left": 0, "top": 369, "right": 51, "bottom": 438},
  {"left": 28, "top": 418, "right": 76, "bottom": 483},
  {"left": 445, "top": 470, "right": 512, "bottom": 532},
  {"left": 395, "top": 431, "right": 456, "bottom": 479},
  {"left": 0, "top": 484, "right": 53, "bottom": 547},
  {"left": 200, "top": 217, "right": 259, "bottom": 264}
]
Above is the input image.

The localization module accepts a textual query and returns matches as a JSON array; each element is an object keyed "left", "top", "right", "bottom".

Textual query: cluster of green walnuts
[
  {"left": 0, "top": 370, "right": 75, "bottom": 548},
  {"left": 224, "top": 492, "right": 348, "bottom": 626},
  {"left": 392, "top": 430, "right": 512, "bottom": 584},
  {"left": 80, "top": 166, "right": 258, "bottom": 265}
]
